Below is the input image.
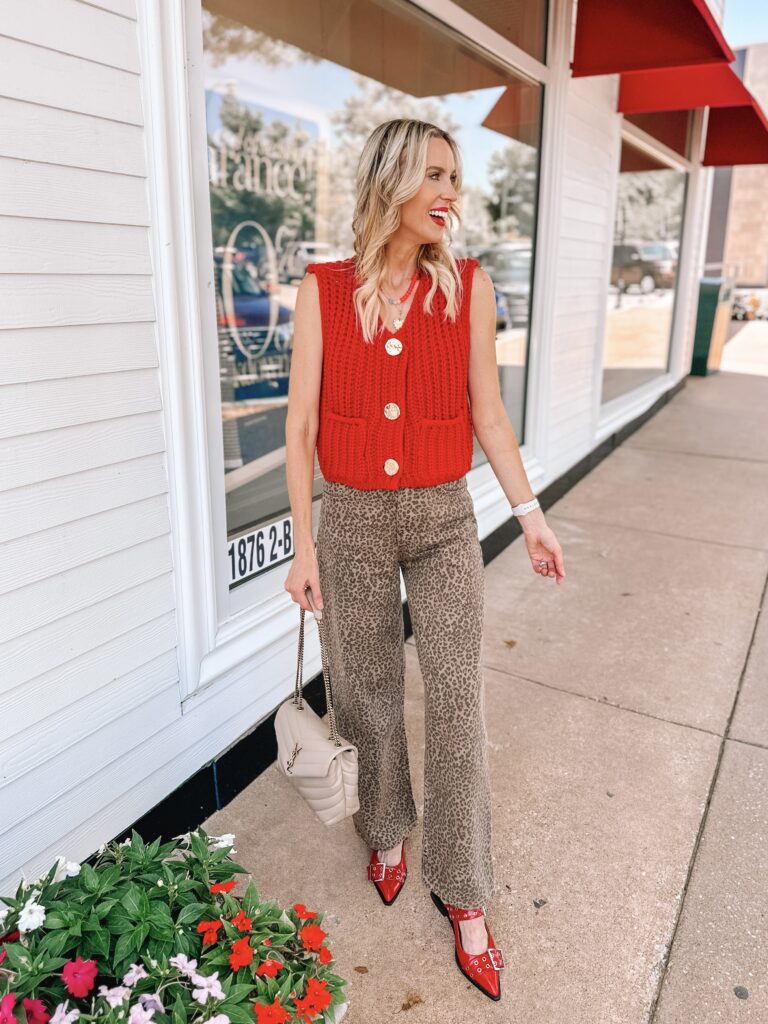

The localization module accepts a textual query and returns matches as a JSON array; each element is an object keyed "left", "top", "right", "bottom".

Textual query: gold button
[
  {"left": 384, "top": 458, "right": 399, "bottom": 475},
  {"left": 384, "top": 402, "right": 400, "bottom": 419},
  {"left": 385, "top": 337, "right": 403, "bottom": 356}
]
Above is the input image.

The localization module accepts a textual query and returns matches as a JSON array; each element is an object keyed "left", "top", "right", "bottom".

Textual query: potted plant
[{"left": 0, "top": 828, "right": 349, "bottom": 1024}]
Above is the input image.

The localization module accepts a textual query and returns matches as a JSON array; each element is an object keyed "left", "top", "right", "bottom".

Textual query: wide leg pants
[{"left": 315, "top": 475, "right": 496, "bottom": 908}]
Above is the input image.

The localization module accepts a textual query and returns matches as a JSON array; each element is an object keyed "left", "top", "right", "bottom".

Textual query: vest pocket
[
  {"left": 415, "top": 413, "right": 471, "bottom": 483},
  {"left": 318, "top": 410, "right": 368, "bottom": 483}
]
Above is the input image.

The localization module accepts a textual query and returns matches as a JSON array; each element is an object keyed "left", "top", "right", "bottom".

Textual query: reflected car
[
  {"left": 611, "top": 241, "right": 677, "bottom": 293},
  {"left": 475, "top": 245, "right": 532, "bottom": 327},
  {"left": 213, "top": 253, "right": 293, "bottom": 362},
  {"left": 278, "top": 241, "right": 344, "bottom": 282}
]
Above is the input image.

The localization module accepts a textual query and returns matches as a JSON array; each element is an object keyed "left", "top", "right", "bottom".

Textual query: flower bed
[{"left": 0, "top": 829, "right": 349, "bottom": 1024}]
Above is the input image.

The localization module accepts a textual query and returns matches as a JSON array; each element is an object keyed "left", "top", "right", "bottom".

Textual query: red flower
[
  {"left": 229, "top": 936, "right": 254, "bottom": 971},
  {"left": 292, "top": 903, "right": 317, "bottom": 920},
  {"left": 197, "top": 919, "right": 223, "bottom": 945},
  {"left": 318, "top": 945, "right": 333, "bottom": 964},
  {"left": 231, "top": 909, "right": 253, "bottom": 931},
  {"left": 210, "top": 880, "right": 237, "bottom": 894},
  {"left": 293, "top": 980, "right": 332, "bottom": 1023},
  {"left": 22, "top": 999, "right": 50, "bottom": 1024},
  {"left": 253, "top": 995, "right": 291, "bottom": 1024},
  {"left": 263, "top": 938, "right": 271, "bottom": 946},
  {"left": 306, "top": 978, "right": 332, "bottom": 1014},
  {"left": 62, "top": 957, "right": 98, "bottom": 998},
  {"left": 0, "top": 994, "right": 18, "bottom": 1024},
  {"left": 254, "top": 959, "right": 283, "bottom": 978},
  {"left": 298, "top": 923, "right": 327, "bottom": 953}
]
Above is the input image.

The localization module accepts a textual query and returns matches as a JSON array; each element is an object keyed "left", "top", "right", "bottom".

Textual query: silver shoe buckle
[
  {"left": 488, "top": 947, "right": 504, "bottom": 970},
  {"left": 368, "top": 862, "right": 387, "bottom": 882}
]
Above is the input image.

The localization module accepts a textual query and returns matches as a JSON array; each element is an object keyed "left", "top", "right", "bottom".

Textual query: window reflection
[
  {"left": 602, "top": 139, "right": 687, "bottom": 403},
  {"left": 202, "top": 0, "right": 543, "bottom": 546}
]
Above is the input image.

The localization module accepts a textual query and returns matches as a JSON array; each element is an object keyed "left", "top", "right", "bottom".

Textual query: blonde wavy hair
[{"left": 350, "top": 119, "right": 466, "bottom": 344}]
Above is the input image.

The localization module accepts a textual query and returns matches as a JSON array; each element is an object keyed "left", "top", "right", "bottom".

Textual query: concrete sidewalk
[{"left": 203, "top": 368, "right": 768, "bottom": 1023}]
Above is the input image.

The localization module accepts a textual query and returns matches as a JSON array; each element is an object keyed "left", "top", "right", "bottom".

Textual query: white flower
[
  {"left": 53, "top": 858, "right": 82, "bottom": 883},
  {"left": 191, "top": 971, "right": 225, "bottom": 1004},
  {"left": 50, "top": 1001, "right": 81, "bottom": 1024},
  {"left": 18, "top": 899, "right": 46, "bottom": 933},
  {"left": 120, "top": 838, "right": 132, "bottom": 847},
  {"left": 207, "top": 1016, "right": 231, "bottom": 1024},
  {"left": 98, "top": 986, "right": 132, "bottom": 1009},
  {"left": 169, "top": 954, "right": 198, "bottom": 977},
  {"left": 138, "top": 994, "right": 164, "bottom": 1014},
  {"left": 171, "top": 833, "right": 192, "bottom": 845},
  {"left": 156, "top": 880, "right": 164, "bottom": 887},
  {"left": 209, "top": 834, "right": 236, "bottom": 850},
  {"left": 127, "top": 1004, "right": 155, "bottom": 1024},
  {"left": 123, "top": 963, "right": 149, "bottom": 986}
]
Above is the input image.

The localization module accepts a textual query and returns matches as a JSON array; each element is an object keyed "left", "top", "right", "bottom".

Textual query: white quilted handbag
[{"left": 275, "top": 585, "right": 359, "bottom": 825}]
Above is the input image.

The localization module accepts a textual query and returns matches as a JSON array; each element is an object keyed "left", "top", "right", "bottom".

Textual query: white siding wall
[
  {"left": 0, "top": 0, "right": 181, "bottom": 888},
  {"left": 548, "top": 72, "right": 621, "bottom": 469}
]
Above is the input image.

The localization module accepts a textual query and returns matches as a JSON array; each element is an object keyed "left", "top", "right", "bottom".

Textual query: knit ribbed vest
[{"left": 307, "top": 256, "right": 478, "bottom": 490}]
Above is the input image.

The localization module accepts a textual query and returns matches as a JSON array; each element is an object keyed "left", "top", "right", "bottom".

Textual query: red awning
[
  {"left": 703, "top": 99, "right": 768, "bottom": 166},
  {"left": 571, "top": 0, "right": 734, "bottom": 77},
  {"left": 617, "top": 63, "right": 768, "bottom": 166},
  {"left": 618, "top": 63, "right": 753, "bottom": 114}
]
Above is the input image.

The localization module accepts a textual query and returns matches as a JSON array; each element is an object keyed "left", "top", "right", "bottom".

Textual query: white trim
[{"left": 136, "top": 0, "right": 220, "bottom": 699}]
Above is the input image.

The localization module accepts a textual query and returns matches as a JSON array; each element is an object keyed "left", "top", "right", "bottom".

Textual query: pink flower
[
  {"left": 22, "top": 1000, "right": 50, "bottom": 1024},
  {"left": 0, "top": 995, "right": 18, "bottom": 1024},
  {"left": 61, "top": 957, "right": 98, "bottom": 998}
]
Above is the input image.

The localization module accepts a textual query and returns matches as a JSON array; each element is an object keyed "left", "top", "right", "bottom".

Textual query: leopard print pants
[{"left": 315, "top": 475, "right": 496, "bottom": 908}]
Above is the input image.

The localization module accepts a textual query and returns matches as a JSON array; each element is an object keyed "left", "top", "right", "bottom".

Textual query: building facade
[{"left": 0, "top": 0, "right": 741, "bottom": 889}]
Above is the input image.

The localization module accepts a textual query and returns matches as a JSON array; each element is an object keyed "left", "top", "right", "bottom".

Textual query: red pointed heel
[
  {"left": 367, "top": 838, "right": 407, "bottom": 905},
  {"left": 430, "top": 889, "right": 504, "bottom": 1001}
]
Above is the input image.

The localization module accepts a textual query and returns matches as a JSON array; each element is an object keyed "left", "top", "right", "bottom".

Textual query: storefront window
[
  {"left": 201, "top": 0, "right": 543, "bottom": 585},
  {"left": 601, "top": 138, "right": 687, "bottom": 403}
]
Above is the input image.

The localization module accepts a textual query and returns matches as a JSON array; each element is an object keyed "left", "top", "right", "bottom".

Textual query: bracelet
[{"left": 510, "top": 497, "right": 540, "bottom": 517}]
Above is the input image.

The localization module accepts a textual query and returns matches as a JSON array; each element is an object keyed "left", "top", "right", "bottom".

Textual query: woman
[{"left": 284, "top": 118, "right": 565, "bottom": 1002}]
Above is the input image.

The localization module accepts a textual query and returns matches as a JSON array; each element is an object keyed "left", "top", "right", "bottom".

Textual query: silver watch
[{"left": 510, "top": 497, "right": 540, "bottom": 517}]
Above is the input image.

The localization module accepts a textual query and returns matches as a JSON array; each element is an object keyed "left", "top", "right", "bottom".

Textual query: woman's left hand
[{"left": 521, "top": 514, "right": 566, "bottom": 584}]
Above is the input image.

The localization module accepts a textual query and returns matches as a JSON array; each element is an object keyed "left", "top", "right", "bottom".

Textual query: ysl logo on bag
[{"left": 285, "top": 742, "right": 302, "bottom": 774}]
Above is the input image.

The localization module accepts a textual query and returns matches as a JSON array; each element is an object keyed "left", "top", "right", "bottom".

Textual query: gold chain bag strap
[{"left": 274, "top": 585, "right": 359, "bottom": 825}]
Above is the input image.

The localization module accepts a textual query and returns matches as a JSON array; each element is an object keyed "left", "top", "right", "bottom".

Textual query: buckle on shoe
[
  {"left": 367, "top": 862, "right": 387, "bottom": 882},
  {"left": 487, "top": 947, "right": 504, "bottom": 970}
]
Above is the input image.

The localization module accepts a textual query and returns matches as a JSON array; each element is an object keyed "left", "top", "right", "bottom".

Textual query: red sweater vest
[{"left": 307, "top": 256, "right": 479, "bottom": 490}]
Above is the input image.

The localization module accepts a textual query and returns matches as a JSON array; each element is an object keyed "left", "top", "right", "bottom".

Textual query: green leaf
[
  {"left": 38, "top": 930, "right": 69, "bottom": 958},
  {"left": 171, "top": 992, "right": 186, "bottom": 1024},
  {"left": 132, "top": 922, "right": 150, "bottom": 950},
  {"left": 80, "top": 863, "right": 100, "bottom": 893},
  {"left": 175, "top": 902, "right": 208, "bottom": 927},
  {"left": 220, "top": 1004, "right": 254, "bottom": 1024},
  {"left": 225, "top": 984, "right": 256, "bottom": 1004},
  {"left": 136, "top": 888, "right": 151, "bottom": 921},
  {"left": 121, "top": 885, "right": 143, "bottom": 918},
  {"left": 89, "top": 928, "right": 111, "bottom": 960},
  {"left": 1, "top": 942, "right": 32, "bottom": 971},
  {"left": 106, "top": 907, "right": 135, "bottom": 935},
  {"left": 41, "top": 911, "right": 68, "bottom": 930},
  {"left": 277, "top": 972, "right": 293, "bottom": 1002},
  {"left": 114, "top": 929, "right": 137, "bottom": 965}
]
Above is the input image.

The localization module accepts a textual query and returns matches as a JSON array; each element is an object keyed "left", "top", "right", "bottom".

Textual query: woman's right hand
[{"left": 284, "top": 545, "right": 325, "bottom": 612}]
